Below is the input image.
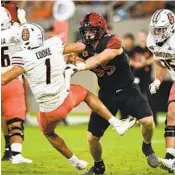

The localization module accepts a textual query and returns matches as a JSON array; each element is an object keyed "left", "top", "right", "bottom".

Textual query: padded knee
[
  {"left": 7, "top": 118, "right": 24, "bottom": 140},
  {"left": 164, "top": 126, "right": 175, "bottom": 137}
]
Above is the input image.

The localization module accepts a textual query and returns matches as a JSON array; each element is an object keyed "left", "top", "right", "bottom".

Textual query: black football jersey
[{"left": 79, "top": 33, "right": 134, "bottom": 91}]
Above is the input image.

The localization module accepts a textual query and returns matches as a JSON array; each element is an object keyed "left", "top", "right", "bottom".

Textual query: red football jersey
[{"left": 3, "top": 2, "right": 19, "bottom": 23}]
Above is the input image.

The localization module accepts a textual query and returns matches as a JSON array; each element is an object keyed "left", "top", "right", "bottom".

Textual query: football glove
[
  {"left": 64, "top": 64, "right": 78, "bottom": 92},
  {"left": 149, "top": 79, "right": 161, "bottom": 94},
  {"left": 65, "top": 64, "right": 78, "bottom": 76}
]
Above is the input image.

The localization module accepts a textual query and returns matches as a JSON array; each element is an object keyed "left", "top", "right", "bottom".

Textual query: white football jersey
[
  {"left": 147, "top": 32, "right": 175, "bottom": 81},
  {"left": 1, "top": 26, "right": 22, "bottom": 74},
  {"left": 11, "top": 37, "right": 69, "bottom": 112}
]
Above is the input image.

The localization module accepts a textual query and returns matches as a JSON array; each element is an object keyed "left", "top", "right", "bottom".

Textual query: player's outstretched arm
[
  {"left": 1, "top": 66, "right": 24, "bottom": 85},
  {"left": 64, "top": 53, "right": 85, "bottom": 64},
  {"left": 63, "top": 42, "right": 85, "bottom": 55},
  {"left": 76, "top": 48, "right": 123, "bottom": 71}
]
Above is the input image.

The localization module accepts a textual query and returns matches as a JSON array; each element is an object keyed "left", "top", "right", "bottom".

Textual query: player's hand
[
  {"left": 65, "top": 64, "right": 78, "bottom": 76},
  {"left": 149, "top": 79, "right": 161, "bottom": 94}
]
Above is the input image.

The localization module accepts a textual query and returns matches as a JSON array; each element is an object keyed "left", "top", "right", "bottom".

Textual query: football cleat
[
  {"left": 1, "top": 148, "right": 12, "bottom": 161},
  {"left": 113, "top": 116, "right": 136, "bottom": 136},
  {"left": 12, "top": 154, "right": 33, "bottom": 164},
  {"left": 147, "top": 153, "right": 159, "bottom": 168},
  {"left": 159, "top": 158, "right": 175, "bottom": 173},
  {"left": 82, "top": 166, "right": 105, "bottom": 175},
  {"left": 72, "top": 160, "right": 88, "bottom": 170}
]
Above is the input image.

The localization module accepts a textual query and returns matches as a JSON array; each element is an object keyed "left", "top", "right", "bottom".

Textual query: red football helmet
[{"left": 79, "top": 13, "right": 107, "bottom": 44}]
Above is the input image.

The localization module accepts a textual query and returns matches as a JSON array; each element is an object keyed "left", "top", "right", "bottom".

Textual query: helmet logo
[
  {"left": 167, "top": 13, "right": 174, "bottom": 25},
  {"left": 22, "top": 28, "right": 30, "bottom": 41},
  {"left": 82, "top": 51, "right": 88, "bottom": 57}
]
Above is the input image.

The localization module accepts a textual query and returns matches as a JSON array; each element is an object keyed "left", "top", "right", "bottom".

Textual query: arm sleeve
[
  {"left": 106, "top": 35, "right": 122, "bottom": 49},
  {"left": 11, "top": 53, "right": 24, "bottom": 68}
]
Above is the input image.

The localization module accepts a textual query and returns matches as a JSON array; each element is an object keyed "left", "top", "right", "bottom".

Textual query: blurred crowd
[
  {"left": 113, "top": 1, "right": 175, "bottom": 19},
  {"left": 15, "top": 1, "right": 175, "bottom": 21}
]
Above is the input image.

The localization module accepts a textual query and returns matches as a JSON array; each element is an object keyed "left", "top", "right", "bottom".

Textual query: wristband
[
  {"left": 76, "top": 62, "right": 86, "bottom": 71},
  {"left": 154, "top": 79, "right": 161, "bottom": 87}
]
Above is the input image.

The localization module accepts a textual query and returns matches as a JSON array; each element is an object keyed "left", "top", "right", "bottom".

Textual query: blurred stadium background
[
  {"left": 2, "top": 1, "right": 175, "bottom": 175},
  {"left": 11, "top": 0, "right": 175, "bottom": 126}
]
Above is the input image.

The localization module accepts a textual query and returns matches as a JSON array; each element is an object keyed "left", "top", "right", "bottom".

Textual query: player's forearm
[
  {"left": 85, "top": 55, "right": 102, "bottom": 70},
  {"left": 76, "top": 55, "right": 103, "bottom": 71},
  {"left": 1, "top": 66, "right": 24, "bottom": 85},
  {"left": 1, "top": 73, "right": 15, "bottom": 85},
  {"left": 63, "top": 43, "right": 85, "bottom": 54},
  {"left": 76, "top": 49, "right": 121, "bottom": 71},
  {"left": 154, "top": 63, "right": 167, "bottom": 84}
]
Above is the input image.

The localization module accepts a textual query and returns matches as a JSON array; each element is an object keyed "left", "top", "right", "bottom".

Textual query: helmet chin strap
[
  {"left": 30, "top": 46, "right": 40, "bottom": 50},
  {"left": 156, "top": 37, "right": 169, "bottom": 47}
]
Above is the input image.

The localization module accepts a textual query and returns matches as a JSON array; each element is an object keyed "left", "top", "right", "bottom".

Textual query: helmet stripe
[
  {"left": 84, "top": 13, "right": 91, "bottom": 26},
  {"left": 153, "top": 9, "right": 164, "bottom": 23},
  {"left": 152, "top": 10, "right": 160, "bottom": 22}
]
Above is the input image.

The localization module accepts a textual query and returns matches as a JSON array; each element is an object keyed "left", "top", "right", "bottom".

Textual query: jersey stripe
[
  {"left": 12, "top": 57, "right": 23, "bottom": 59},
  {"left": 12, "top": 59, "right": 24, "bottom": 62},
  {"left": 12, "top": 63, "right": 24, "bottom": 65}
]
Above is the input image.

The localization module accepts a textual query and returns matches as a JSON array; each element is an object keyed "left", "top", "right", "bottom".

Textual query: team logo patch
[
  {"left": 167, "top": 13, "right": 175, "bottom": 25},
  {"left": 22, "top": 28, "right": 30, "bottom": 41},
  {"left": 82, "top": 51, "right": 88, "bottom": 57}
]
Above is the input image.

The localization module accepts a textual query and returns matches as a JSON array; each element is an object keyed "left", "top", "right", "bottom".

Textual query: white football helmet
[
  {"left": 15, "top": 23, "right": 44, "bottom": 50},
  {"left": 1, "top": 6, "right": 11, "bottom": 30},
  {"left": 149, "top": 9, "right": 175, "bottom": 43}
]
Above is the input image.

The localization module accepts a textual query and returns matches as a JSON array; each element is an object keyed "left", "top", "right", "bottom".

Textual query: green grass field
[{"left": 1, "top": 123, "right": 169, "bottom": 175}]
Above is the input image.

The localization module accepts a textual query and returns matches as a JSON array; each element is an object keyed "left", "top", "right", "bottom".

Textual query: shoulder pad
[
  {"left": 45, "top": 36, "right": 63, "bottom": 47},
  {"left": 106, "top": 35, "right": 121, "bottom": 49}
]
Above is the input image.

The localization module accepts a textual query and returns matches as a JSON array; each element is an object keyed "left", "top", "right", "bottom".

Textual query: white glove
[
  {"left": 75, "top": 62, "right": 86, "bottom": 71},
  {"left": 64, "top": 64, "right": 78, "bottom": 91},
  {"left": 65, "top": 64, "right": 78, "bottom": 76},
  {"left": 17, "top": 9, "right": 27, "bottom": 24},
  {"left": 149, "top": 79, "right": 161, "bottom": 94}
]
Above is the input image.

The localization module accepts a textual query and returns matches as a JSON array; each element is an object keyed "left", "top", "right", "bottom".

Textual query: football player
[
  {"left": 1, "top": 1, "right": 27, "bottom": 161},
  {"left": 73, "top": 13, "right": 159, "bottom": 174},
  {"left": 1, "top": 7, "right": 32, "bottom": 164},
  {"left": 147, "top": 9, "right": 175, "bottom": 172},
  {"left": 2, "top": 0, "right": 27, "bottom": 24},
  {"left": 1, "top": 23, "right": 136, "bottom": 170}
]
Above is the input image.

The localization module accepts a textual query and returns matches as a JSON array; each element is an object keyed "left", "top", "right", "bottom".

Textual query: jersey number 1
[{"left": 45, "top": 58, "right": 51, "bottom": 84}]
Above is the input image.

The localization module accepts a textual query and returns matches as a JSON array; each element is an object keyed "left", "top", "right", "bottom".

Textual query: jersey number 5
[
  {"left": 45, "top": 58, "right": 51, "bottom": 84},
  {"left": 93, "top": 64, "right": 116, "bottom": 77},
  {"left": 1, "top": 46, "right": 10, "bottom": 67},
  {"left": 160, "top": 59, "right": 175, "bottom": 71}
]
